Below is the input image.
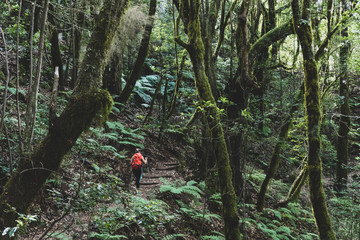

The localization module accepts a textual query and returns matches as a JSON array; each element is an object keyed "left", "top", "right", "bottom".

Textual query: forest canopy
[{"left": 0, "top": 0, "right": 359, "bottom": 239}]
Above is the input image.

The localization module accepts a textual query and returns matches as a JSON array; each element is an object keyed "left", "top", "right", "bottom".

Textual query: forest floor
[
  {"left": 16, "top": 96, "right": 360, "bottom": 239},
  {"left": 18, "top": 108, "right": 206, "bottom": 239}
]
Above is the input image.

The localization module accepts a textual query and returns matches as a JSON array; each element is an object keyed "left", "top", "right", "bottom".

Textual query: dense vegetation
[{"left": 0, "top": 0, "right": 359, "bottom": 239}]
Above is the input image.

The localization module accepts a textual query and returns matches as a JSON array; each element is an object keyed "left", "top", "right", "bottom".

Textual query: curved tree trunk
[
  {"left": 292, "top": 1, "right": 336, "bottom": 239},
  {"left": 118, "top": 0, "right": 157, "bottom": 104},
  {"left": 0, "top": 0, "right": 129, "bottom": 230},
  {"left": 175, "top": 1, "right": 241, "bottom": 239}
]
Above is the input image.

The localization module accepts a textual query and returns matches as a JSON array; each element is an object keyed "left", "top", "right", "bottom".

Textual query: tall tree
[
  {"left": 118, "top": 0, "right": 157, "bottom": 104},
  {"left": 23, "top": 0, "right": 50, "bottom": 152},
  {"left": 335, "top": 0, "right": 351, "bottom": 192},
  {"left": 226, "top": 0, "right": 251, "bottom": 196},
  {"left": 0, "top": 0, "right": 128, "bottom": 230},
  {"left": 200, "top": 0, "right": 221, "bottom": 99},
  {"left": 291, "top": 0, "right": 336, "bottom": 239},
  {"left": 174, "top": 0, "right": 241, "bottom": 239},
  {"left": 71, "top": 0, "right": 86, "bottom": 88}
]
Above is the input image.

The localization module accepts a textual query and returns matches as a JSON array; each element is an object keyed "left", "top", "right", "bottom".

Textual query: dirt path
[{"left": 130, "top": 133, "right": 188, "bottom": 198}]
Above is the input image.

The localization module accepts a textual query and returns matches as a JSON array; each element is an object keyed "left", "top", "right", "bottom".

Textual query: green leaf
[{"left": 276, "top": 226, "right": 291, "bottom": 235}]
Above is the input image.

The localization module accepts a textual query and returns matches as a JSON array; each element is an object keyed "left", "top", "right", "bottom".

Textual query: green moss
[
  {"left": 179, "top": 0, "right": 241, "bottom": 238},
  {"left": 0, "top": 88, "right": 113, "bottom": 230}
]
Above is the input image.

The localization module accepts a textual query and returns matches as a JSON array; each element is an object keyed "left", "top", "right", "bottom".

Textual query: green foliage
[
  {"left": 46, "top": 232, "right": 72, "bottom": 239},
  {"left": 160, "top": 179, "right": 222, "bottom": 233},
  {"left": 162, "top": 234, "right": 185, "bottom": 239},
  {"left": 159, "top": 179, "right": 203, "bottom": 198},
  {"left": 74, "top": 121, "right": 145, "bottom": 160},
  {"left": 134, "top": 75, "right": 160, "bottom": 104},
  {"left": 329, "top": 184, "right": 360, "bottom": 239},
  {"left": 2, "top": 212, "right": 38, "bottom": 238},
  {"left": 89, "top": 232, "right": 128, "bottom": 239},
  {"left": 90, "top": 195, "right": 176, "bottom": 239},
  {"left": 176, "top": 199, "right": 221, "bottom": 222},
  {"left": 243, "top": 203, "right": 318, "bottom": 240},
  {"left": 201, "top": 231, "right": 225, "bottom": 240}
]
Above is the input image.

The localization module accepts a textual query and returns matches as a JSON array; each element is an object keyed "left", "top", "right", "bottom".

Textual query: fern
[
  {"left": 117, "top": 140, "right": 144, "bottom": 148},
  {"left": 163, "top": 234, "right": 185, "bottom": 240},
  {"left": 159, "top": 180, "right": 203, "bottom": 198},
  {"left": 89, "top": 232, "right": 128, "bottom": 239},
  {"left": 201, "top": 231, "right": 225, "bottom": 240}
]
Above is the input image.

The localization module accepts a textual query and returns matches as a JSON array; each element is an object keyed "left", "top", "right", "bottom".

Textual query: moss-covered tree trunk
[
  {"left": 225, "top": 0, "right": 251, "bottom": 196},
  {"left": 175, "top": 0, "right": 241, "bottom": 239},
  {"left": 291, "top": 0, "right": 336, "bottom": 239},
  {"left": 257, "top": 85, "right": 304, "bottom": 211},
  {"left": 118, "top": 0, "right": 157, "bottom": 104},
  {"left": 201, "top": 0, "right": 220, "bottom": 100},
  {"left": 335, "top": 0, "right": 351, "bottom": 193},
  {"left": 71, "top": 0, "right": 86, "bottom": 89},
  {"left": 252, "top": 0, "right": 276, "bottom": 133},
  {"left": 0, "top": 0, "right": 128, "bottom": 231}
]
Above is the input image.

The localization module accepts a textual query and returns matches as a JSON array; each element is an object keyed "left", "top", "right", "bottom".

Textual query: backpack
[{"left": 132, "top": 153, "right": 142, "bottom": 170}]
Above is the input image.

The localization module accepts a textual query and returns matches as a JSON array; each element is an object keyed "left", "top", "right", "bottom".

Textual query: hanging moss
[{"left": 75, "top": 0, "right": 129, "bottom": 93}]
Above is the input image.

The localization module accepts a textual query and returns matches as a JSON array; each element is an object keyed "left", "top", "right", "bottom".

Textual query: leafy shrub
[{"left": 90, "top": 196, "right": 176, "bottom": 239}]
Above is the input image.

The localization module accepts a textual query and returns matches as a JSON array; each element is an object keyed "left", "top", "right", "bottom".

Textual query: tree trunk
[
  {"left": 118, "top": 0, "right": 157, "bottom": 104},
  {"left": 48, "top": 3, "right": 64, "bottom": 88},
  {"left": 257, "top": 84, "right": 304, "bottom": 211},
  {"left": 252, "top": 0, "right": 276, "bottom": 134},
  {"left": 72, "top": 0, "right": 86, "bottom": 89},
  {"left": 175, "top": 1, "right": 241, "bottom": 239},
  {"left": 23, "top": 0, "right": 50, "bottom": 153},
  {"left": 167, "top": 51, "right": 186, "bottom": 118},
  {"left": 226, "top": 0, "right": 251, "bottom": 196},
  {"left": 292, "top": 1, "right": 336, "bottom": 239},
  {"left": 0, "top": 0, "right": 128, "bottom": 230},
  {"left": 201, "top": 0, "right": 221, "bottom": 99},
  {"left": 335, "top": 0, "right": 351, "bottom": 193}
]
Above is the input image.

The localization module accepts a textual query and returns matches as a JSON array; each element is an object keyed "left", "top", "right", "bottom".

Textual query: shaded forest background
[{"left": 0, "top": 0, "right": 360, "bottom": 239}]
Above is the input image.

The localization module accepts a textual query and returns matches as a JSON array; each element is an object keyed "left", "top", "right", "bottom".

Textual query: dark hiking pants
[{"left": 132, "top": 167, "right": 143, "bottom": 189}]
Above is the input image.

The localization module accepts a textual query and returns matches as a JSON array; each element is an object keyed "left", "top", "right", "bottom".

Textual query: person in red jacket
[{"left": 130, "top": 148, "right": 148, "bottom": 189}]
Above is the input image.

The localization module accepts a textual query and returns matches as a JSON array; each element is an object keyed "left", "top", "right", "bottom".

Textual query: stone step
[
  {"left": 156, "top": 166, "right": 177, "bottom": 171},
  {"left": 141, "top": 181, "right": 160, "bottom": 186},
  {"left": 142, "top": 174, "right": 174, "bottom": 179},
  {"left": 163, "top": 162, "right": 179, "bottom": 166}
]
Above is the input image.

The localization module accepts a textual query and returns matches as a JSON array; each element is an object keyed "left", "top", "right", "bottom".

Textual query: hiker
[{"left": 130, "top": 148, "right": 148, "bottom": 189}]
